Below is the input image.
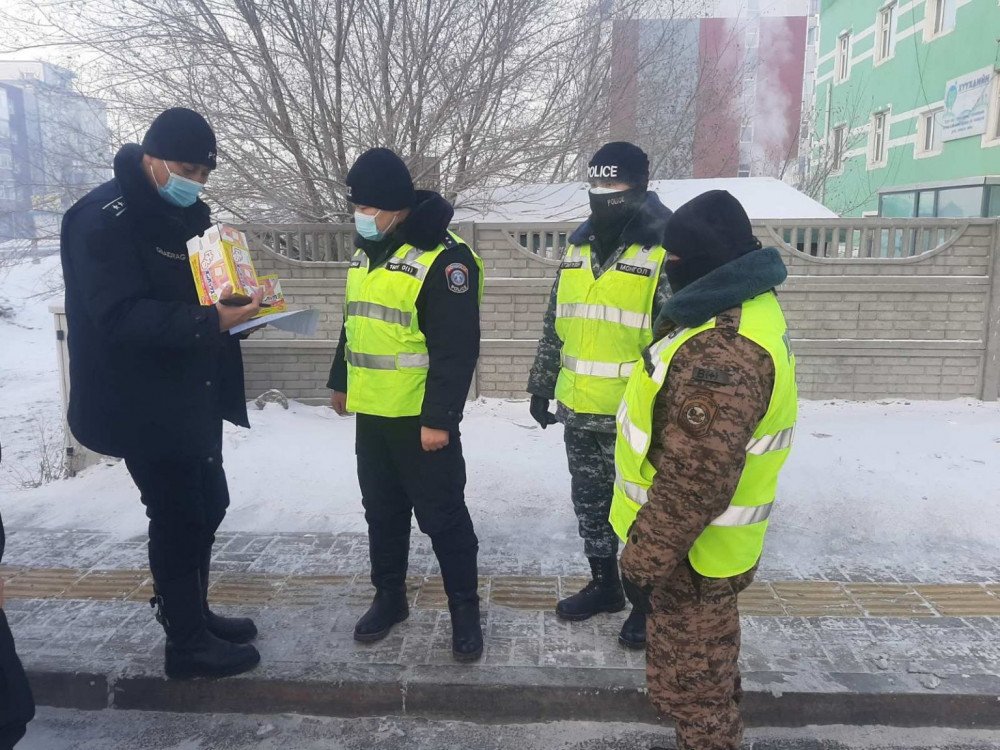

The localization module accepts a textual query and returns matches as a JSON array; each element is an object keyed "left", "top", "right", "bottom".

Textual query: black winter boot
[
  {"left": 449, "top": 593, "right": 483, "bottom": 662},
  {"left": 153, "top": 571, "right": 261, "bottom": 680},
  {"left": 200, "top": 549, "right": 258, "bottom": 644},
  {"left": 618, "top": 609, "right": 647, "bottom": 649},
  {"left": 354, "top": 588, "right": 409, "bottom": 643},
  {"left": 556, "top": 557, "right": 626, "bottom": 621}
]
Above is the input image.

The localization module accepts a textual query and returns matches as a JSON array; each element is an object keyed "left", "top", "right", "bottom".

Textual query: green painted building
[{"left": 811, "top": 0, "right": 1000, "bottom": 217}]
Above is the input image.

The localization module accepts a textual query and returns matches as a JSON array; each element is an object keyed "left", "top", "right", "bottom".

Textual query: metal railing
[
  {"left": 239, "top": 223, "right": 355, "bottom": 262},
  {"left": 513, "top": 226, "right": 575, "bottom": 260},
  {"left": 239, "top": 219, "right": 973, "bottom": 263},
  {"left": 764, "top": 219, "right": 961, "bottom": 260}
]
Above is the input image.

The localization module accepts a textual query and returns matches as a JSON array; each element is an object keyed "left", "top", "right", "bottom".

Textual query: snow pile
[
  {"left": 454, "top": 177, "right": 838, "bottom": 223},
  {"left": 2, "top": 251, "right": 999, "bottom": 581},
  {"left": 4, "top": 396, "right": 1000, "bottom": 580},
  {"left": 0, "top": 254, "right": 64, "bottom": 486}
]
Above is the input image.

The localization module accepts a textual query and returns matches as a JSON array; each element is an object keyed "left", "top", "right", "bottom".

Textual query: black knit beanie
[
  {"left": 664, "top": 190, "right": 762, "bottom": 293},
  {"left": 346, "top": 148, "right": 416, "bottom": 211},
  {"left": 587, "top": 142, "right": 649, "bottom": 188},
  {"left": 142, "top": 108, "right": 217, "bottom": 169}
]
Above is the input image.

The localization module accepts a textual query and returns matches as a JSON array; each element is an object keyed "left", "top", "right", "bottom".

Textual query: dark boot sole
[
  {"left": 555, "top": 600, "right": 627, "bottom": 622},
  {"left": 453, "top": 645, "right": 483, "bottom": 663},
  {"left": 207, "top": 629, "right": 258, "bottom": 645},
  {"left": 165, "top": 651, "right": 261, "bottom": 680},
  {"left": 618, "top": 634, "right": 647, "bottom": 650},
  {"left": 353, "top": 611, "right": 409, "bottom": 643}
]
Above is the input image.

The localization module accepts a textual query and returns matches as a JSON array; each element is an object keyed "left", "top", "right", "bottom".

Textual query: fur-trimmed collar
[
  {"left": 657, "top": 247, "right": 788, "bottom": 329},
  {"left": 569, "top": 191, "right": 671, "bottom": 249},
  {"left": 399, "top": 190, "right": 455, "bottom": 251}
]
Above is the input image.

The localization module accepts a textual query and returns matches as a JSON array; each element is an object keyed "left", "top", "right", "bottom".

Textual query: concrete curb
[{"left": 26, "top": 665, "right": 1000, "bottom": 728}]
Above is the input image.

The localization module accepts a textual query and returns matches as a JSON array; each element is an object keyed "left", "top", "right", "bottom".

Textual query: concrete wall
[{"left": 240, "top": 219, "right": 1000, "bottom": 404}]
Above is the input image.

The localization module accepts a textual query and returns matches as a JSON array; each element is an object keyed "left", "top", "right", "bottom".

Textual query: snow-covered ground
[{"left": 2, "top": 256, "right": 999, "bottom": 580}]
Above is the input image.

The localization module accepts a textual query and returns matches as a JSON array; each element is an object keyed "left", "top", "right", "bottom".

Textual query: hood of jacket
[
  {"left": 655, "top": 246, "right": 788, "bottom": 331},
  {"left": 569, "top": 190, "right": 672, "bottom": 250}
]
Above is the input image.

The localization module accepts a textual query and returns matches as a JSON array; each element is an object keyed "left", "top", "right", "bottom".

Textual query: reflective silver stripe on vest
[
  {"left": 710, "top": 501, "right": 774, "bottom": 527},
  {"left": 746, "top": 427, "right": 795, "bottom": 455},
  {"left": 347, "top": 301, "right": 412, "bottom": 327},
  {"left": 347, "top": 351, "right": 429, "bottom": 370},
  {"left": 556, "top": 303, "right": 650, "bottom": 329},
  {"left": 617, "top": 400, "right": 650, "bottom": 455},
  {"left": 616, "top": 475, "right": 648, "bottom": 506},
  {"left": 563, "top": 354, "right": 635, "bottom": 379},
  {"left": 648, "top": 326, "right": 692, "bottom": 360},
  {"left": 402, "top": 247, "right": 424, "bottom": 264}
]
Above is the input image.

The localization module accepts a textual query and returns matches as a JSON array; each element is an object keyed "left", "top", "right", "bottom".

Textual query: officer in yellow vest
[
  {"left": 327, "top": 148, "right": 485, "bottom": 661},
  {"left": 611, "top": 191, "right": 797, "bottom": 750},
  {"left": 527, "top": 142, "right": 672, "bottom": 648}
]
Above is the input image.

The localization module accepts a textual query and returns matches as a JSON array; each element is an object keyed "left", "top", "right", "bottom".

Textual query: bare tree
[{"left": 5, "top": 0, "right": 757, "bottom": 222}]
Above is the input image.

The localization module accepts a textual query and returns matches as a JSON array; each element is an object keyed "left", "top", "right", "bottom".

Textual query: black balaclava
[
  {"left": 586, "top": 142, "right": 649, "bottom": 263},
  {"left": 663, "top": 190, "right": 762, "bottom": 293}
]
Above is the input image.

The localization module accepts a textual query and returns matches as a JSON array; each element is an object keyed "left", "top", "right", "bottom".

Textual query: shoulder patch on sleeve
[
  {"left": 692, "top": 366, "right": 732, "bottom": 387},
  {"left": 101, "top": 196, "right": 128, "bottom": 218},
  {"left": 445, "top": 262, "right": 470, "bottom": 294},
  {"left": 676, "top": 392, "right": 718, "bottom": 438}
]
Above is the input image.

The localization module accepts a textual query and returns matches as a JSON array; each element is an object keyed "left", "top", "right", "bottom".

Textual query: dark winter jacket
[
  {"left": 526, "top": 191, "right": 673, "bottom": 433},
  {"left": 327, "top": 190, "right": 481, "bottom": 432},
  {"left": 59, "top": 144, "right": 248, "bottom": 460},
  {"left": 0, "top": 506, "right": 36, "bottom": 745}
]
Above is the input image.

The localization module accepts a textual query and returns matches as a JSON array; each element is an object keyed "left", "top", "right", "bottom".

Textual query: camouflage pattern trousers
[
  {"left": 564, "top": 426, "right": 618, "bottom": 559},
  {"left": 647, "top": 563, "right": 755, "bottom": 750}
]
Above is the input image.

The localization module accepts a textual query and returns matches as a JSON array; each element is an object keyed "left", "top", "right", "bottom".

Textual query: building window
[
  {"left": 916, "top": 108, "right": 943, "bottom": 156},
  {"left": 831, "top": 125, "right": 846, "bottom": 172},
  {"left": 880, "top": 191, "right": 916, "bottom": 218},
  {"left": 925, "top": 0, "right": 956, "bottom": 39},
  {"left": 876, "top": 3, "right": 896, "bottom": 63},
  {"left": 917, "top": 190, "right": 937, "bottom": 217},
  {"left": 869, "top": 111, "right": 889, "bottom": 167},
  {"left": 986, "top": 186, "right": 1000, "bottom": 217},
  {"left": 836, "top": 33, "right": 851, "bottom": 83},
  {"left": 937, "top": 186, "right": 984, "bottom": 217}
]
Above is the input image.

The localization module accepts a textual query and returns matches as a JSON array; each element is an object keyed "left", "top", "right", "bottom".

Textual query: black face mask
[
  {"left": 588, "top": 186, "right": 645, "bottom": 226},
  {"left": 665, "top": 254, "right": 711, "bottom": 294}
]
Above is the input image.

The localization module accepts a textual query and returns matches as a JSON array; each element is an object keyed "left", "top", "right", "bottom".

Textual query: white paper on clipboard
[{"left": 229, "top": 308, "right": 319, "bottom": 337}]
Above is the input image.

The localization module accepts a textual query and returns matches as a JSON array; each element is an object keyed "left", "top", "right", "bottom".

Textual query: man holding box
[
  {"left": 60, "top": 108, "right": 263, "bottom": 679},
  {"left": 327, "top": 148, "right": 484, "bottom": 661}
]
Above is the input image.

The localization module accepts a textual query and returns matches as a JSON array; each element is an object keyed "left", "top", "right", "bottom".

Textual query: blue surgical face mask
[
  {"left": 151, "top": 160, "right": 205, "bottom": 208},
  {"left": 355, "top": 210, "right": 388, "bottom": 240}
]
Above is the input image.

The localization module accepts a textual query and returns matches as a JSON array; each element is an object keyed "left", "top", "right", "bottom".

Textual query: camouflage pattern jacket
[
  {"left": 619, "top": 247, "right": 789, "bottom": 593},
  {"left": 526, "top": 192, "right": 673, "bottom": 433}
]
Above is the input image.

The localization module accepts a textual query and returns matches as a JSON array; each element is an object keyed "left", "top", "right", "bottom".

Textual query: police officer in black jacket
[
  {"left": 327, "top": 149, "right": 484, "bottom": 660},
  {"left": 60, "top": 108, "right": 263, "bottom": 680},
  {"left": 0, "top": 444, "right": 35, "bottom": 748}
]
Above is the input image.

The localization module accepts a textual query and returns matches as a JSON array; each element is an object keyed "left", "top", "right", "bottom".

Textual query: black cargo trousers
[{"left": 356, "top": 414, "right": 479, "bottom": 602}]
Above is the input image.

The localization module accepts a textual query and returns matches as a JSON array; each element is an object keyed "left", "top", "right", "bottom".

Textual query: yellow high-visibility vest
[
  {"left": 554, "top": 243, "right": 666, "bottom": 415},
  {"left": 344, "top": 233, "right": 484, "bottom": 417},
  {"left": 610, "top": 292, "right": 798, "bottom": 578}
]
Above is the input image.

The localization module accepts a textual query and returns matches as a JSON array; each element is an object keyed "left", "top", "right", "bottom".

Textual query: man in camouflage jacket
[{"left": 620, "top": 191, "right": 793, "bottom": 750}]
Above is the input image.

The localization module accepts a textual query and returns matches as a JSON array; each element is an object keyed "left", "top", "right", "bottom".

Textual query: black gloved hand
[
  {"left": 622, "top": 575, "right": 652, "bottom": 615},
  {"left": 529, "top": 395, "right": 558, "bottom": 429}
]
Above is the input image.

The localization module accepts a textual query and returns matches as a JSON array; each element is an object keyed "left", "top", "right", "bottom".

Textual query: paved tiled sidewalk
[
  {"left": 3, "top": 528, "right": 1000, "bottom": 724},
  {"left": 7, "top": 528, "right": 1000, "bottom": 583}
]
